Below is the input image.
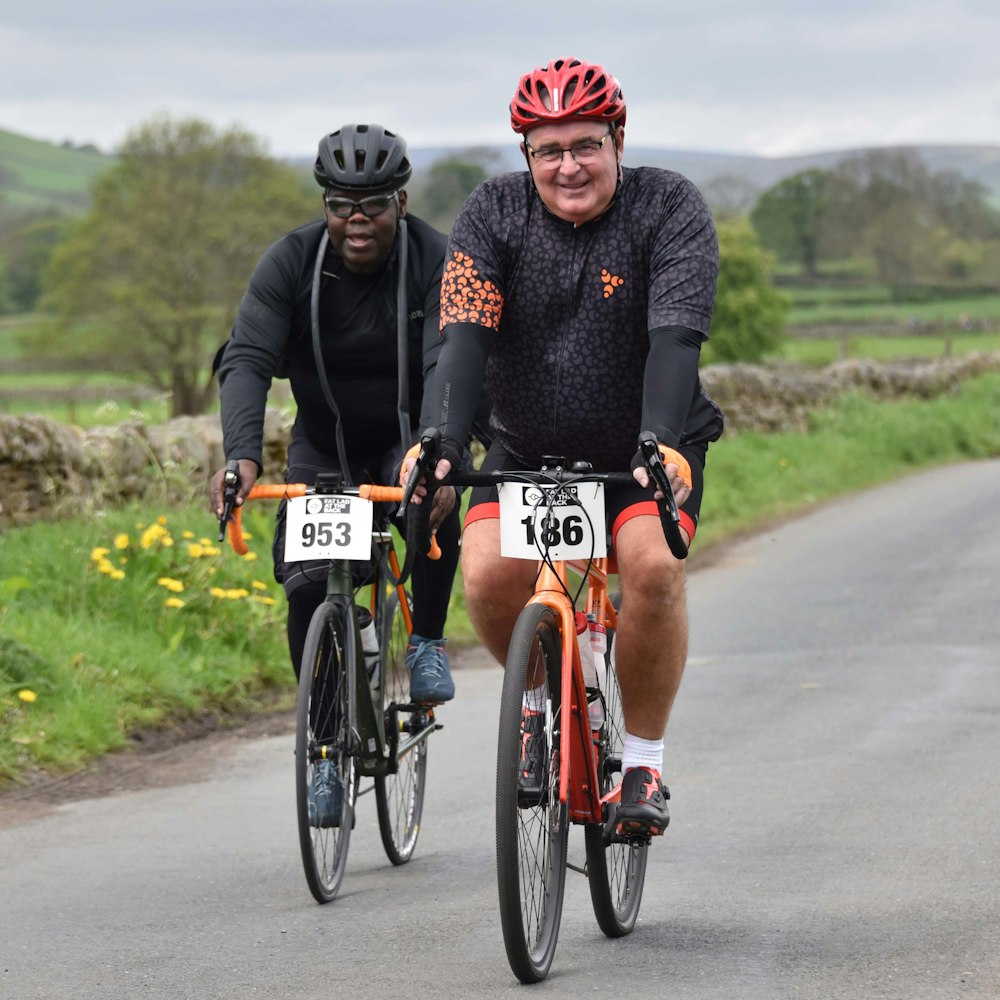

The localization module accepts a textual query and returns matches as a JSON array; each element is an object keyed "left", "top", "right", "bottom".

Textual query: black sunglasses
[{"left": 324, "top": 192, "right": 398, "bottom": 219}]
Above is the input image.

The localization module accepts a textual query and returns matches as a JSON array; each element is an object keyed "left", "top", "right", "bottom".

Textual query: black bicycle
[{"left": 223, "top": 469, "right": 440, "bottom": 902}]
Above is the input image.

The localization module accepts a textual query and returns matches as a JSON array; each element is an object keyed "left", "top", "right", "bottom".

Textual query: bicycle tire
[
  {"left": 375, "top": 589, "right": 429, "bottom": 865},
  {"left": 295, "top": 601, "right": 356, "bottom": 904},
  {"left": 584, "top": 591, "right": 649, "bottom": 936},
  {"left": 496, "top": 603, "right": 569, "bottom": 984}
]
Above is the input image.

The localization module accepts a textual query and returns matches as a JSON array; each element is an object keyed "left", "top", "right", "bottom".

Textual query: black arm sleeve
[
  {"left": 425, "top": 321, "right": 493, "bottom": 448},
  {"left": 640, "top": 324, "right": 705, "bottom": 449}
]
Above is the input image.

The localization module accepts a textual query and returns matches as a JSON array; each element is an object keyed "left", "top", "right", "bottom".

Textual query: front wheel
[
  {"left": 375, "top": 590, "right": 429, "bottom": 865},
  {"left": 585, "top": 591, "right": 648, "bottom": 935},
  {"left": 495, "top": 602, "right": 569, "bottom": 984},
  {"left": 295, "top": 601, "right": 356, "bottom": 904}
]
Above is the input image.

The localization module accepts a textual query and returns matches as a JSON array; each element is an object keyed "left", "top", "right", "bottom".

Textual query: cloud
[{"left": 1, "top": 0, "right": 997, "bottom": 157}]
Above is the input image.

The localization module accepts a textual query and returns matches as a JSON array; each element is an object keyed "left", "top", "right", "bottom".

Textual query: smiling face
[
  {"left": 324, "top": 188, "right": 406, "bottom": 273},
  {"left": 522, "top": 119, "right": 623, "bottom": 226}
]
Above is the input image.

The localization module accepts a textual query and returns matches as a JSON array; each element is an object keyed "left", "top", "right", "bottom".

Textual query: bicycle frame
[
  {"left": 228, "top": 483, "right": 428, "bottom": 779},
  {"left": 527, "top": 554, "right": 618, "bottom": 824}
]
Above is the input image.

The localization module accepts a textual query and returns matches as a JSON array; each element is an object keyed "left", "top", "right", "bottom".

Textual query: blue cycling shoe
[
  {"left": 308, "top": 759, "right": 342, "bottom": 828},
  {"left": 406, "top": 634, "right": 455, "bottom": 703}
]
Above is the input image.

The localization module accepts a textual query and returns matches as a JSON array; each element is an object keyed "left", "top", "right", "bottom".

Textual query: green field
[{"left": 3, "top": 371, "right": 1000, "bottom": 787}]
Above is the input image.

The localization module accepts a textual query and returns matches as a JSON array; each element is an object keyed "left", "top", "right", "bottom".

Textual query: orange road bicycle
[
  {"left": 221, "top": 468, "right": 441, "bottom": 903},
  {"left": 404, "top": 431, "right": 688, "bottom": 983}
]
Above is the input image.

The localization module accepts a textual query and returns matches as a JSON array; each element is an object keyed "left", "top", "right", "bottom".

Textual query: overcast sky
[{"left": 2, "top": 0, "right": 998, "bottom": 160}]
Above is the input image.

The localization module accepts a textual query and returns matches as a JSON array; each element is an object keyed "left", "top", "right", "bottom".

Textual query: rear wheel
[
  {"left": 295, "top": 601, "right": 356, "bottom": 904},
  {"left": 375, "top": 590, "right": 429, "bottom": 865},
  {"left": 495, "top": 603, "right": 569, "bottom": 984},
  {"left": 585, "top": 592, "right": 649, "bottom": 936}
]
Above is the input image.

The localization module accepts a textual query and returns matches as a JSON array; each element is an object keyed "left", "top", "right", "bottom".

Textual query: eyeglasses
[
  {"left": 324, "top": 192, "right": 398, "bottom": 218},
  {"left": 525, "top": 131, "right": 614, "bottom": 166}
]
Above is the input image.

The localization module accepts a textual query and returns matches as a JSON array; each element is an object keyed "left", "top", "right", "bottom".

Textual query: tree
[
  {"left": 750, "top": 169, "right": 830, "bottom": 275},
  {"left": 705, "top": 218, "right": 789, "bottom": 363},
  {"left": 408, "top": 148, "right": 505, "bottom": 230},
  {"left": 701, "top": 173, "right": 760, "bottom": 221},
  {"left": 39, "top": 116, "right": 316, "bottom": 416},
  {"left": 1, "top": 212, "right": 71, "bottom": 312}
]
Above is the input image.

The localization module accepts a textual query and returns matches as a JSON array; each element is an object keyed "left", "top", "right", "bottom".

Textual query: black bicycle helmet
[{"left": 313, "top": 123, "right": 413, "bottom": 192}]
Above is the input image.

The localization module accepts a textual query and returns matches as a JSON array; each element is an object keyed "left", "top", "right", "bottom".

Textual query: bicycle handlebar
[
  {"left": 409, "top": 427, "right": 689, "bottom": 561},
  {"left": 225, "top": 483, "right": 441, "bottom": 570}
]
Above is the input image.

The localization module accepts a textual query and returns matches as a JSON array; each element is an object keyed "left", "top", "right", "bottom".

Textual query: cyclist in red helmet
[{"left": 405, "top": 58, "right": 724, "bottom": 841}]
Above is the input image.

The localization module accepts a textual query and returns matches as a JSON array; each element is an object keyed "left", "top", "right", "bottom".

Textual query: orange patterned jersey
[{"left": 437, "top": 167, "right": 723, "bottom": 470}]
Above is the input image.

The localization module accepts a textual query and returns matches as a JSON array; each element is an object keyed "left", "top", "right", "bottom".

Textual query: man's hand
[
  {"left": 209, "top": 459, "right": 260, "bottom": 517},
  {"left": 398, "top": 448, "right": 457, "bottom": 530},
  {"left": 632, "top": 444, "right": 692, "bottom": 505}
]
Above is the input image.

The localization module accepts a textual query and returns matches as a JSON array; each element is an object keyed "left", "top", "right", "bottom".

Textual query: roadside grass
[
  {"left": 3, "top": 370, "right": 999, "bottom": 787},
  {"left": 776, "top": 331, "right": 1000, "bottom": 366}
]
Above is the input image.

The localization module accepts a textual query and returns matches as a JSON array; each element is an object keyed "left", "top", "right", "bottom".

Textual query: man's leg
[
  {"left": 611, "top": 515, "right": 690, "bottom": 837},
  {"left": 612, "top": 515, "right": 690, "bottom": 739},
  {"left": 460, "top": 518, "right": 538, "bottom": 665}
]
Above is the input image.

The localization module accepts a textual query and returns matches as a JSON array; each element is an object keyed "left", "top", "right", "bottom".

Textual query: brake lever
[
  {"left": 399, "top": 427, "right": 442, "bottom": 517},
  {"left": 217, "top": 459, "right": 241, "bottom": 542}
]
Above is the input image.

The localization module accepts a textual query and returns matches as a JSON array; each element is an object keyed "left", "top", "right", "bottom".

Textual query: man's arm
[{"left": 639, "top": 324, "right": 705, "bottom": 449}]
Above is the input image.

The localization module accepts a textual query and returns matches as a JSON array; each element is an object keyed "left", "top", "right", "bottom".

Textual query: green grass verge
[{"left": 2, "top": 371, "right": 1000, "bottom": 788}]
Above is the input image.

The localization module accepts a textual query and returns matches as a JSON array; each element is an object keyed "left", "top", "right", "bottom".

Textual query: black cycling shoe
[
  {"left": 517, "top": 710, "right": 547, "bottom": 807},
  {"left": 615, "top": 767, "right": 670, "bottom": 839}
]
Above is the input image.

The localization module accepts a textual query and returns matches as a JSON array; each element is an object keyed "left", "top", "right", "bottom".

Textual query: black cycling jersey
[
  {"left": 430, "top": 166, "right": 724, "bottom": 471},
  {"left": 219, "top": 214, "right": 454, "bottom": 473}
]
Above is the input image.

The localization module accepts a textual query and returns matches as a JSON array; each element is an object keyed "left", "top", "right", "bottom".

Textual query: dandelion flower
[
  {"left": 157, "top": 515, "right": 168, "bottom": 526},
  {"left": 18, "top": 689, "right": 37, "bottom": 703},
  {"left": 141, "top": 524, "right": 167, "bottom": 548},
  {"left": 165, "top": 597, "right": 186, "bottom": 609},
  {"left": 252, "top": 596, "right": 277, "bottom": 607},
  {"left": 251, "top": 580, "right": 268, "bottom": 590},
  {"left": 90, "top": 546, "right": 110, "bottom": 561},
  {"left": 161, "top": 536, "right": 174, "bottom": 547},
  {"left": 157, "top": 577, "right": 185, "bottom": 593},
  {"left": 182, "top": 530, "right": 195, "bottom": 539},
  {"left": 210, "top": 587, "right": 228, "bottom": 598},
  {"left": 225, "top": 588, "right": 250, "bottom": 600},
  {"left": 114, "top": 533, "right": 130, "bottom": 550},
  {"left": 110, "top": 569, "right": 126, "bottom": 581},
  {"left": 187, "top": 543, "right": 206, "bottom": 558},
  {"left": 243, "top": 551, "right": 258, "bottom": 561}
]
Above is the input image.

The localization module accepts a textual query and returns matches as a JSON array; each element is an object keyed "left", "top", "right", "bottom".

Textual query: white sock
[
  {"left": 621, "top": 733, "right": 663, "bottom": 776},
  {"left": 522, "top": 687, "right": 547, "bottom": 713}
]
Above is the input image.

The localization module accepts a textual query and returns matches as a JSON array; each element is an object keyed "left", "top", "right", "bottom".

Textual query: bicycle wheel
[
  {"left": 584, "top": 591, "right": 649, "bottom": 936},
  {"left": 295, "top": 601, "right": 356, "bottom": 904},
  {"left": 496, "top": 603, "right": 569, "bottom": 984},
  {"left": 374, "top": 589, "right": 429, "bottom": 865}
]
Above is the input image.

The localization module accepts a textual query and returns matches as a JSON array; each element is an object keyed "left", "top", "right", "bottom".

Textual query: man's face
[
  {"left": 324, "top": 189, "right": 406, "bottom": 274},
  {"left": 522, "top": 119, "right": 623, "bottom": 226}
]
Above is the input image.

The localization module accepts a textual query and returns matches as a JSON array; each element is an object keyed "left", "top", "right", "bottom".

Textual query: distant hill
[
  {"left": 3, "top": 125, "right": 999, "bottom": 224},
  {"left": 407, "top": 143, "right": 1000, "bottom": 201},
  {"left": 0, "top": 128, "right": 114, "bottom": 217}
]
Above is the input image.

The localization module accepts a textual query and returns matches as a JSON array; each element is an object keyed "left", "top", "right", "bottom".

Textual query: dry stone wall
[{"left": 2, "top": 354, "right": 998, "bottom": 529}]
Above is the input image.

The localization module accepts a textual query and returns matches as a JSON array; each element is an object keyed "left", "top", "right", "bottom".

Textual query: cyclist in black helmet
[{"left": 211, "top": 125, "right": 483, "bottom": 780}]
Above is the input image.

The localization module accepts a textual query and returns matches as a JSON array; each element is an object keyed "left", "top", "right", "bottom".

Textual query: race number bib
[
  {"left": 498, "top": 482, "right": 606, "bottom": 560},
  {"left": 283, "top": 494, "right": 374, "bottom": 562}
]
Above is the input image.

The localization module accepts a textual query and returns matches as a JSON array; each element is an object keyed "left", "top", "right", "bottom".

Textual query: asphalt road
[{"left": 2, "top": 459, "right": 998, "bottom": 999}]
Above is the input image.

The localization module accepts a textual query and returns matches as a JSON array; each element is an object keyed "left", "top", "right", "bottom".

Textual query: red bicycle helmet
[{"left": 510, "top": 57, "right": 626, "bottom": 134}]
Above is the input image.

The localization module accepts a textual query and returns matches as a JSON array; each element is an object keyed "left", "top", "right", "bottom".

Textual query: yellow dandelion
[
  {"left": 201, "top": 545, "right": 221, "bottom": 557},
  {"left": 98, "top": 560, "right": 117, "bottom": 574},
  {"left": 165, "top": 597, "right": 186, "bottom": 609},
  {"left": 251, "top": 580, "right": 268, "bottom": 590},
  {"left": 252, "top": 596, "right": 277, "bottom": 606},
  {"left": 226, "top": 588, "right": 250, "bottom": 600},
  {"left": 110, "top": 569, "right": 126, "bottom": 581},
  {"left": 114, "top": 533, "right": 129, "bottom": 550},
  {"left": 161, "top": 536, "right": 174, "bottom": 547},
  {"left": 141, "top": 524, "right": 166, "bottom": 547},
  {"left": 18, "top": 689, "right": 37, "bottom": 704},
  {"left": 187, "top": 543, "right": 206, "bottom": 558},
  {"left": 156, "top": 577, "right": 185, "bottom": 593},
  {"left": 198, "top": 538, "right": 214, "bottom": 547},
  {"left": 182, "top": 530, "right": 195, "bottom": 539},
  {"left": 90, "top": 546, "right": 110, "bottom": 561},
  {"left": 210, "top": 586, "right": 228, "bottom": 598},
  {"left": 157, "top": 515, "right": 168, "bottom": 526},
  {"left": 242, "top": 551, "right": 258, "bottom": 561}
]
